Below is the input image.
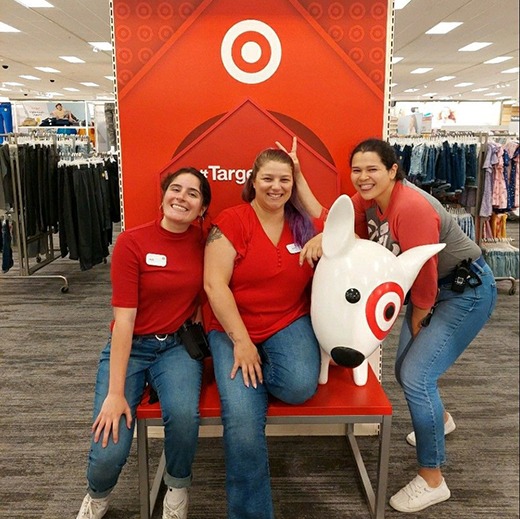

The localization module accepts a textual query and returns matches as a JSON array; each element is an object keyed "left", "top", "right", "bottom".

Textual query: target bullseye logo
[{"left": 221, "top": 20, "right": 282, "bottom": 84}]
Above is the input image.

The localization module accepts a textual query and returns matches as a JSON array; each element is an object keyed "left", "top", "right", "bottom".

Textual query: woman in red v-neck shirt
[{"left": 204, "top": 147, "right": 325, "bottom": 519}]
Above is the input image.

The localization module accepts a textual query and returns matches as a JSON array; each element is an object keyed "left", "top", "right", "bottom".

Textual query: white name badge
[
  {"left": 286, "top": 243, "right": 302, "bottom": 254},
  {"left": 146, "top": 253, "right": 167, "bottom": 267}
]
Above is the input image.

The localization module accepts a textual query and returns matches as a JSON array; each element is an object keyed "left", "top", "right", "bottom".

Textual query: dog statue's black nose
[{"left": 330, "top": 347, "right": 365, "bottom": 368}]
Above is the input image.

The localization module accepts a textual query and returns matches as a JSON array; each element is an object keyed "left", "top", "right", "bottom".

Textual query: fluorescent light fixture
[
  {"left": 88, "top": 41, "right": 112, "bottom": 51},
  {"left": 80, "top": 82, "right": 99, "bottom": 87},
  {"left": 394, "top": 0, "right": 412, "bottom": 9},
  {"left": 404, "top": 88, "right": 420, "bottom": 92},
  {"left": 472, "top": 87, "right": 489, "bottom": 92},
  {"left": 411, "top": 67, "right": 433, "bottom": 74},
  {"left": 4, "top": 81, "right": 24, "bottom": 86},
  {"left": 14, "top": 0, "right": 54, "bottom": 6},
  {"left": 0, "top": 87, "right": 12, "bottom": 92},
  {"left": 46, "top": 92, "right": 64, "bottom": 96},
  {"left": 425, "top": 22, "right": 462, "bottom": 35},
  {"left": 391, "top": 56, "right": 404, "bottom": 64},
  {"left": 0, "top": 22, "right": 21, "bottom": 32},
  {"left": 436, "top": 76, "right": 456, "bottom": 81},
  {"left": 59, "top": 56, "right": 85, "bottom": 63},
  {"left": 483, "top": 92, "right": 500, "bottom": 96},
  {"left": 422, "top": 92, "right": 437, "bottom": 97},
  {"left": 19, "top": 75, "right": 40, "bottom": 80},
  {"left": 63, "top": 87, "right": 80, "bottom": 92},
  {"left": 390, "top": 83, "right": 398, "bottom": 87},
  {"left": 496, "top": 96, "right": 512, "bottom": 100},
  {"left": 454, "top": 82, "right": 474, "bottom": 87},
  {"left": 104, "top": 75, "right": 115, "bottom": 81},
  {"left": 484, "top": 56, "right": 513, "bottom": 64},
  {"left": 34, "top": 66, "right": 60, "bottom": 73},
  {"left": 96, "top": 95, "right": 115, "bottom": 100},
  {"left": 458, "top": 42, "right": 492, "bottom": 52},
  {"left": 501, "top": 67, "right": 519, "bottom": 74}
]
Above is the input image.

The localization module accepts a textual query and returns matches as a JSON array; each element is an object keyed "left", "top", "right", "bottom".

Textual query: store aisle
[{"left": 0, "top": 223, "right": 518, "bottom": 519}]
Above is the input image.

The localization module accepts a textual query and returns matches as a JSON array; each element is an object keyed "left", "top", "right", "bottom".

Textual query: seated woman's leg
[
  {"left": 260, "top": 315, "right": 320, "bottom": 405},
  {"left": 209, "top": 330, "right": 273, "bottom": 519},
  {"left": 86, "top": 339, "right": 148, "bottom": 498},
  {"left": 150, "top": 338, "right": 203, "bottom": 488}
]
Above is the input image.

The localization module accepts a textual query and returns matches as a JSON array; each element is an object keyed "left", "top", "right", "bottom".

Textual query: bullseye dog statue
[{"left": 311, "top": 195, "right": 445, "bottom": 386}]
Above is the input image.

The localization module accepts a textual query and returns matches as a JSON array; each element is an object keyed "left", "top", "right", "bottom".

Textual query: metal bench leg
[
  {"left": 137, "top": 419, "right": 151, "bottom": 519},
  {"left": 375, "top": 415, "right": 392, "bottom": 519}
]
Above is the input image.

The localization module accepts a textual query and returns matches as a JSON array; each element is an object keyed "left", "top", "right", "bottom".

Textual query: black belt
[
  {"left": 438, "top": 255, "right": 486, "bottom": 286},
  {"left": 133, "top": 332, "right": 177, "bottom": 341}
]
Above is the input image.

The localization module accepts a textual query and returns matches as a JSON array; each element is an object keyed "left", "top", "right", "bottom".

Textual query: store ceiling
[{"left": 0, "top": 0, "right": 518, "bottom": 103}]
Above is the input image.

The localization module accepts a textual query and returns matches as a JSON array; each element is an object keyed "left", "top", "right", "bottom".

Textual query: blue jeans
[
  {"left": 395, "top": 260, "right": 497, "bottom": 468},
  {"left": 85, "top": 334, "right": 203, "bottom": 498},
  {"left": 209, "top": 315, "right": 320, "bottom": 519}
]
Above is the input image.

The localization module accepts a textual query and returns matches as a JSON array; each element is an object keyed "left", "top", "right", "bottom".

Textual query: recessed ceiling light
[
  {"left": 454, "top": 82, "right": 474, "bottom": 87},
  {"left": 391, "top": 56, "right": 404, "bottom": 64},
  {"left": 422, "top": 92, "right": 437, "bottom": 97},
  {"left": 104, "top": 76, "right": 115, "bottom": 81},
  {"left": 46, "top": 92, "right": 64, "bottom": 97},
  {"left": 411, "top": 68, "right": 433, "bottom": 74},
  {"left": 472, "top": 88, "right": 489, "bottom": 92},
  {"left": 483, "top": 92, "right": 500, "bottom": 96},
  {"left": 425, "top": 22, "right": 462, "bottom": 35},
  {"left": 0, "top": 87, "right": 12, "bottom": 92},
  {"left": 501, "top": 67, "right": 519, "bottom": 74},
  {"left": 0, "top": 22, "right": 21, "bottom": 32},
  {"left": 34, "top": 66, "right": 60, "bottom": 73},
  {"left": 390, "top": 83, "right": 398, "bottom": 88},
  {"left": 4, "top": 81, "right": 24, "bottom": 86},
  {"left": 484, "top": 56, "right": 513, "bottom": 64},
  {"left": 63, "top": 87, "right": 80, "bottom": 92},
  {"left": 394, "top": 0, "right": 412, "bottom": 9},
  {"left": 88, "top": 42, "right": 112, "bottom": 51},
  {"left": 458, "top": 42, "right": 492, "bottom": 52},
  {"left": 14, "top": 0, "right": 53, "bottom": 6},
  {"left": 59, "top": 56, "right": 85, "bottom": 64},
  {"left": 496, "top": 96, "right": 512, "bottom": 100},
  {"left": 19, "top": 75, "right": 41, "bottom": 80},
  {"left": 404, "top": 88, "right": 420, "bottom": 92},
  {"left": 80, "top": 82, "right": 99, "bottom": 87},
  {"left": 436, "top": 76, "right": 456, "bottom": 81}
]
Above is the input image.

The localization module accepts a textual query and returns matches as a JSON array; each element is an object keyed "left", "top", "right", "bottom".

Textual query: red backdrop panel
[{"left": 113, "top": 0, "right": 389, "bottom": 228}]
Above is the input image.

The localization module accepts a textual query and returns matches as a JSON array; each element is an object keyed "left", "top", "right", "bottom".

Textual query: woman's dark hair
[
  {"left": 349, "top": 138, "right": 406, "bottom": 180},
  {"left": 55, "top": 103, "right": 62, "bottom": 109},
  {"left": 242, "top": 148, "right": 316, "bottom": 247},
  {"left": 161, "top": 167, "right": 212, "bottom": 217}
]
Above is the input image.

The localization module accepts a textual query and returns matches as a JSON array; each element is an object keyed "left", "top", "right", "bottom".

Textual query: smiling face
[
  {"left": 350, "top": 151, "right": 398, "bottom": 212},
  {"left": 252, "top": 159, "right": 294, "bottom": 213},
  {"left": 160, "top": 173, "right": 206, "bottom": 232}
]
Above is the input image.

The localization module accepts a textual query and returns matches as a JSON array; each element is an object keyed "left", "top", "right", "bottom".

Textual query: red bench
[{"left": 136, "top": 360, "right": 392, "bottom": 519}]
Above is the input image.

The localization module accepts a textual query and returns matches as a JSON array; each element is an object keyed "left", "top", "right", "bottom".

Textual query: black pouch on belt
[{"left": 178, "top": 320, "right": 211, "bottom": 360}]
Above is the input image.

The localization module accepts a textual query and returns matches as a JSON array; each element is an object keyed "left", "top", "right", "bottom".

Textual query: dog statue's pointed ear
[{"left": 322, "top": 195, "right": 355, "bottom": 259}]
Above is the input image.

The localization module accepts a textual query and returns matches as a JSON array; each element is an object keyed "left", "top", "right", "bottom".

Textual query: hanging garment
[{"left": 2, "top": 217, "right": 14, "bottom": 273}]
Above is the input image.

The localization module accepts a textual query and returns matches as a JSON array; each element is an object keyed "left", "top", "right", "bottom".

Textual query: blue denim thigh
[
  {"left": 395, "top": 263, "right": 496, "bottom": 468},
  {"left": 147, "top": 338, "right": 203, "bottom": 488},
  {"left": 259, "top": 315, "right": 320, "bottom": 405},
  {"left": 86, "top": 334, "right": 202, "bottom": 497},
  {"left": 209, "top": 330, "right": 273, "bottom": 519}
]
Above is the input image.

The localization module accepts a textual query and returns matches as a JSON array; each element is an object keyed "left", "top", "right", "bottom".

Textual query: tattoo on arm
[
  {"left": 206, "top": 225, "right": 223, "bottom": 245},
  {"left": 228, "top": 332, "right": 237, "bottom": 344}
]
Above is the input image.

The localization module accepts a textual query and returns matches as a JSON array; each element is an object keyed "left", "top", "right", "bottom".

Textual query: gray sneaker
[
  {"left": 163, "top": 487, "right": 189, "bottom": 519},
  {"left": 390, "top": 475, "right": 451, "bottom": 512},
  {"left": 76, "top": 494, "right": 109, "bottom": 519},
  {"left": 406, "top": 412, "right": 456, "bottom": 447}
]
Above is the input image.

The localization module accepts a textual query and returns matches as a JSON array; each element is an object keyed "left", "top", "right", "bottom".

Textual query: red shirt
[
  {"left": 111, "top": 218, "right": 204, "bottom": 335},
  {"left": 207, "top": 204, "right": 322, "bottom": 343}
]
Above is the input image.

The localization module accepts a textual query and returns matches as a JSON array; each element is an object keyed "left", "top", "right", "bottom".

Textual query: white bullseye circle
[
  {"left": 221, "top": 19, "right": 282, "bottom": 84},
  {"left": 241, "top": 41, "right": 262, "bottom": 64}
]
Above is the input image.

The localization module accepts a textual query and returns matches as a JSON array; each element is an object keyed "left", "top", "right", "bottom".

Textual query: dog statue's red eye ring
[{"left": 366, "top": 282, "right": 405, "bottom": 341}]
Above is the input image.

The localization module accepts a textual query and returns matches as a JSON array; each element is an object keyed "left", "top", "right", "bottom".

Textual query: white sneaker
[
  {"left": 163, "top": 487, "right": 189, "bottom": 519},
  {"left": 76, "top": 494, "right": 110, "bottom": 519},
  {"left": 406, "top": 412, "right": 456, "bottom": 447},
  {"left": 390, "top": 475, "right": 451, "bottom": 512}
]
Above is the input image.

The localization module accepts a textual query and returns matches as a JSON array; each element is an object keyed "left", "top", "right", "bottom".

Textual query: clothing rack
[{"left": 1, "top": 133, "right": 68, "bottom": 292}]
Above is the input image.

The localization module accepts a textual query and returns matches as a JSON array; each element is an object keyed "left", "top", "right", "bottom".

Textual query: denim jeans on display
[
  {"left": 85, "top": 334, "right": 203, "bottom": 498},
  {"left": 209, "top": 315, "right": 320, "bottom": 519},
  {"left": 395, "top": 259, "right": 496, "bottom": 468}
]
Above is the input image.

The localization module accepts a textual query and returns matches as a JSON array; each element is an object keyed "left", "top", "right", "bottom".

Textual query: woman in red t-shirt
[
  {"left": 76, "top": 168, "right": 211, "bottom": 519},
  {"left": 204, "top": 147, "right": 324, "bottom": 519}
]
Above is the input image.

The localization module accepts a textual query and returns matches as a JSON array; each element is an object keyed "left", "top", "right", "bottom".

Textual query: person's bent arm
[
  {"left": 91, "top": 306, "right": 136, "bottom": 447},
  {"left": 204, "top": 226, "right": 262, "bottom": 388},
  {"left": 276, "top": 136, "right": 323, "bottom": 218}
]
